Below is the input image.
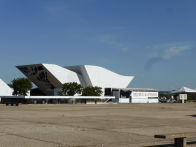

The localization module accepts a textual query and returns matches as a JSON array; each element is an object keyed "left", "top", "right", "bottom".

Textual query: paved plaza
[{"left": 0, "top": 103, "right": 196, "bottom": 147}]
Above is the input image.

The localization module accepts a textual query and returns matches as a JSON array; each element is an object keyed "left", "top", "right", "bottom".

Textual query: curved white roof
[
  {"left": 171, "top": 86, "right": 196, "bottom": 94},
  {"left": 0, "top": 79, "right": 13, "bottom": 96},
  {"left": 17, "top": 64, "right": 134, "bottom": 90},
  {"left": 43, "top": 64, "right": 80, "bottom": 85},
  {"left": 65, "top": 65, "right": 134, "bottom": 88},
  {"left": 17, "top": 64, "right": 80, "bottom": 90},
  {"left": 84, "top": 65, "right": 134, "bottom": 88}
]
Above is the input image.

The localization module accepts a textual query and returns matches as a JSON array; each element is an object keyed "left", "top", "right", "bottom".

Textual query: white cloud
[
  {"left": 98, "top": 34, "right": 129, "bottom": 52},
  {"left": 159, "top": 44, "right": 191, "bottom": 59},
  {"left": 145, "top": 42, "right": 193, "bottom": 70},
  {"left": 43, "top": 3, "right": 85, "bottom": 23}
]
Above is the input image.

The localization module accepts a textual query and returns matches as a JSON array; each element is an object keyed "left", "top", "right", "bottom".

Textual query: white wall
[
  {"left": 148, "top": 98, "right": 159, "bottom": 103},
  {"left": 131, "top": 98, "right": 148, "bottom": 103},
  {"left": 131, "top": 98, "right": 158, "bottom": 103},
  {"left": 119, "top": 98, "right": 130, "bottom": 103},
  {"left": 0, "top": 79, "right": 13, "bottom": 96}
]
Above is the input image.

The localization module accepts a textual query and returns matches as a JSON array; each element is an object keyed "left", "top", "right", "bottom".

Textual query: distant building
[
  {"left": 105, "top": 88, "right": 158, "bottom": 103},
  {"left": 171, "top": 87, "right": 196, "bottom": 101},
  {"left": 0, "top": 64, "right": 159, "bottom": 104},
  {"left": 17, "top": 64, "right": 134, "bottom": 96},
  {"left": 15, "top": 64, "right": 158, "bottom": 103}
]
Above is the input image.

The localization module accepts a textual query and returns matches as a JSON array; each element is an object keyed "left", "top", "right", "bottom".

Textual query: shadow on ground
[
  {"left": 188, "top": 115, "right": 196, "bottom": 117},
  {"left": 144, "top": 141, "right": 196, "bottom": 147},
  {"left": 188, "top": 141, "right": 196, "bottom": 145}
]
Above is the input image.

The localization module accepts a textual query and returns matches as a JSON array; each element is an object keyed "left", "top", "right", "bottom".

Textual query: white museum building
[
  {"left": 16, "top": 64, "right": 158, "bottom": 103},
  {"left": 0, "top": 64, "right": 158, "bottom": 104}
]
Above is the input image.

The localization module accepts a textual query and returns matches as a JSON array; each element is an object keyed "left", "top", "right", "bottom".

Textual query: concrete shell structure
[
  {"left": 65, "top": 65, "right": 134, "bottom": 88},
  {"left": 0, "top": 79, "right": 13, "bottom": 96},
  {"left": 17, "top": 64, "right": 134, "bottom": 95}
]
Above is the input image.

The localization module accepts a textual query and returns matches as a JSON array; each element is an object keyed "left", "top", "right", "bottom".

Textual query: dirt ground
[{"left": 0, "top": 103, "right": 196, "bottom": 147}]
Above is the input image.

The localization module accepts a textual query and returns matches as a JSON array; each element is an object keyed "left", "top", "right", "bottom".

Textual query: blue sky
[{"left": 0, "top": 0, "right": 195, "bottom": 90}]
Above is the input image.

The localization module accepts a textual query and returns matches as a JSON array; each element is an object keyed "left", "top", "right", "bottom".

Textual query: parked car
[
  {"left": 159, "top": 97, "right": 167, "bottom": 103},
  {"left": 166, "top": 98, "right": 176, "bottom": 103}
]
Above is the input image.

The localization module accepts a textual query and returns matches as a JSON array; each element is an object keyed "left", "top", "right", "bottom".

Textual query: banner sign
[
  {"left": 179, "top": 94, "right": 187, "bottom": 100},
  {"left": 132, "top": 92, "right": 158, "bottom": 98}
]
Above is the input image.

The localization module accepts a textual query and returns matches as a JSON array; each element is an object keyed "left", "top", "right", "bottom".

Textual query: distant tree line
[
  {"left": 8, "top": 78, "right": 102, "bottom": 97},
  {"left": 58, "top": 82, "right": 102, "bottom": 96}
]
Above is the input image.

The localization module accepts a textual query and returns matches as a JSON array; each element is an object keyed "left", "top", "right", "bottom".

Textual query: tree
[
  {"left": 82, "top": 86, "right": 102, "bottom": 96},
  {"left": 10, "top": 78, "right": 32, "bottom": 96},
  {"left": 58, "top": 82, "right": 83, "bottom": 96}
]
